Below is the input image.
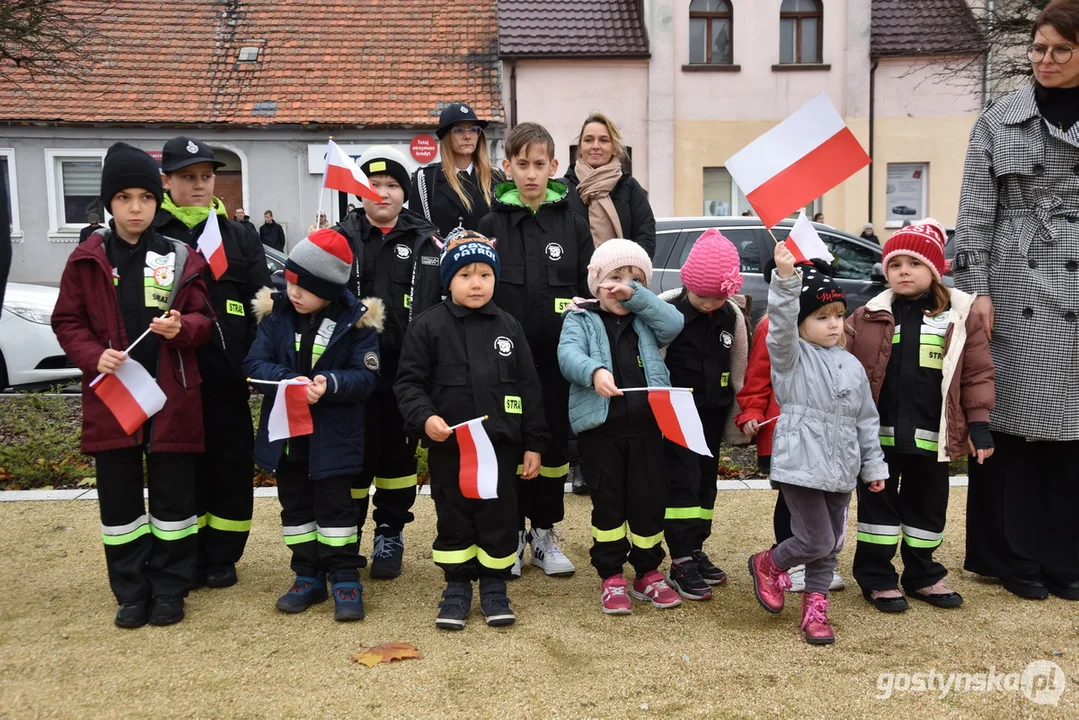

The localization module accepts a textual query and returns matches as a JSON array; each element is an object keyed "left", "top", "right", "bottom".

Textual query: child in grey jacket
[
  {"left": 557, "top": 239, "right": 685, "bottom": 616},
  {"left": 747, "top": 241, "right": 888, "bottom": 646}
]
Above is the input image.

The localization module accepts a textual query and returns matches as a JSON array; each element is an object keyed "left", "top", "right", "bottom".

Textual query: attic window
[{"left": 238, "top": 47, "right": 260, "bottom": 62}]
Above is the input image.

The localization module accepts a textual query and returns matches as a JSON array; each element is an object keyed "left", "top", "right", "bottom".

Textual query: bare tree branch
[{"left": 0, "top": 0, "right": 117, "bottom": 87}]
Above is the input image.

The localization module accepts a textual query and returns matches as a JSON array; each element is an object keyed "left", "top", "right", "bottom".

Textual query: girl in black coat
[{"left": 410, "top": 102, "right": 503, "bottom": 236}]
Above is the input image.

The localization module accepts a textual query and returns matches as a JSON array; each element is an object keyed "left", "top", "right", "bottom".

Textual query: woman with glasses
[
  {"left": 953, "top": 0, "right": 1079, "bottom": 602},
  {"left": 410, "top": 102, "right": 503, "bottom": 236}
]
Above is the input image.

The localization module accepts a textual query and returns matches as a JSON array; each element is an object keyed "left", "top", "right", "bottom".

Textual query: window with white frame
[
  {"left": 703, "top": 167, "right": 819, "bottom": 219},
  {"left": 0, "top": 149, "right": 21, "bottom": 239},
  {"left": 885, "top": 162, "right": 928, "bottom": 228},
  {"left": 45, "top": 149, "right": 106, "bottom": 238}
]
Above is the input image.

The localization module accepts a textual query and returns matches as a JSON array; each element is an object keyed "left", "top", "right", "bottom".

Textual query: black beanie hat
[
  {"left": 797, "top": 263, "right": 846, "bottom": 325},
  {"left": 100, "top": 142, "right": 163, "bottom": 212}
]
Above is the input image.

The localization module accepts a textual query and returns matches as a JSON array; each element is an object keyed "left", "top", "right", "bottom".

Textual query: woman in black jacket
[
  {"left": 561, "top": 112, "right": 656, "bottom": 258},
  {"left": 409, "top": 102, "right": 503, "bottom": 236}
]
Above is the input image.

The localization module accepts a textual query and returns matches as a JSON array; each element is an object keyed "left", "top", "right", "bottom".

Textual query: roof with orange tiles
[
  {"left": 872, "top": 0, "right": 987, "bottom": 58},
  {"left": 498, "top": 0, "right": 650, "bottom": 58},
  {"left": 0, "top": 0, "right": 504, "bottom": 128}
]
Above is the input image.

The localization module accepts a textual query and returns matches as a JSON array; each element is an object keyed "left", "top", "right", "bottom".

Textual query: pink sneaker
[
  {"left": 748, "top": 550, "right": 791, "bottom": 614},
  {"left": 801, "top": 592, "right": 835, "bottom": 645},
  {"left": 601, "top": 575, "right": 632, "bottom": 615},
  {"left": 630, "top": 570, "right": 682, "bottom": 609}
]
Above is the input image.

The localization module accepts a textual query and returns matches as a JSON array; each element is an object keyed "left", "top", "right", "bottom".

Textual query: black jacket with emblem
[
  {"left": 333, "top": 207, "right": 441, "bottom": 363},
  {"left": 409, "top": 164, "right": 504, "bottom": 236},
  {"left": 477, "top": 180, "right": 594, "bottom": 363},
  {"left": 395, "top": 299, "right": 549, "bottom": 453},
  {"left": 154, "top": 204, "right": 272, "bottom": 394},
  {"left": 662, "top": 289, "right": 738, "bottom": 411}
]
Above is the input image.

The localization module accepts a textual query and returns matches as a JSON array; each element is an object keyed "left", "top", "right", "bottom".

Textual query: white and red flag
[
  {"left": 638, "top": 388, "right": 713, "bottom": 457},
  {"left": 195, "top": 211, "right": 228, "bottom": 280},
  {"left": 323, "top": 140, "right": 383, "bottom": 204},
  {"left": 266, "top": 380, "right": 314, "bottom": 442},
  {"left": 786, "top": 210, "right": 835, "bottom": 264},
  {"left": 452, "top": 416, "right": 498, "bottom": 499},
  {"left": 90, "top": 358, "right": 167, "bottom": 436},
  {"left": 725, "top": 93, "right": 870, "bottom": 228}
]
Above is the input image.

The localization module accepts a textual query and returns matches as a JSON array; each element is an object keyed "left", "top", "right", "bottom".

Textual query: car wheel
[{"left": 0, "top": 348, "right": 8, "bottom": 391}]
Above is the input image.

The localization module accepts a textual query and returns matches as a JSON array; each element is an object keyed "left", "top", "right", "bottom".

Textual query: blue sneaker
[
  {"left": 276, "top": 573, "right": 328, "bottom": 613},
  {"left": 332, "top": 580, "right": 366, "bottom": 621}
]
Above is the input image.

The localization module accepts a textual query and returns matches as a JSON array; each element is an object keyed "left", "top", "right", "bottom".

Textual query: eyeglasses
[
  {"left": 1027, "top": 44, "right": 1074, "bottom": 64},
  {"left": 451, "top": 125, "right": 483, "bottom": 137}
]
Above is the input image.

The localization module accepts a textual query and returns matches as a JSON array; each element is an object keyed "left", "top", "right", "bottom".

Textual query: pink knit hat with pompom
[{"left": 680, "top": 229, "right": 743, "bottom": 299}]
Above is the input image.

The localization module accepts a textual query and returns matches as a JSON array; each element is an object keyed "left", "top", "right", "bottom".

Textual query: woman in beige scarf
[{"left": 563, "top": 112, "right": 656, "bottom": 257}]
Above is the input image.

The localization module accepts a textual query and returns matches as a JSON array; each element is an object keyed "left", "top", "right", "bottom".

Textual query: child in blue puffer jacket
[{"left": 557, "top": 239, "right": 684, "bottom": 616}]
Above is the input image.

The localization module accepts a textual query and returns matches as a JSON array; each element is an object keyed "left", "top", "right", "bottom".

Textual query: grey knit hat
[{"left": 284, "top": 228, "right": 353, "bottom": 300}]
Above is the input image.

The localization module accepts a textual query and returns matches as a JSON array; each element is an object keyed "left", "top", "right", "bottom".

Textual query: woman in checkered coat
[{"left": 952, "top": 0, "right": 1079, "bottom": 602}]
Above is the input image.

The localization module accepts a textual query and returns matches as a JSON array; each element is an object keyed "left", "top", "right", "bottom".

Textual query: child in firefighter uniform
[
  {"left": 658, "top": 229, "right": 751, "bottom": 601},
  {"left": 557, "top": 239, "right": 685, "bottom": 615},
  {"left": 244, "top": 229, "right": 383, "bottom": 622},
  {"left": 846, "top": 220, "right": 995, "bottom": 613},
  {"left": 332, "top": 145, "right": 442, "bottom": 579},
  {"left": 396, "top": 230, "right": 549, "bottom": 629},
  {"left": 52, "top": 143, "right": 212, "bottom": 628}
]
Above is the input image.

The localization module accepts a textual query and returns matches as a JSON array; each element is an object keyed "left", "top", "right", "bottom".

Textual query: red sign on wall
[{"left": 410, "top": 134, "right": 438, "bottom": 164}]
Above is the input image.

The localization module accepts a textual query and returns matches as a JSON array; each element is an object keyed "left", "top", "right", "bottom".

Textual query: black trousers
[
  {"left": 773, "top": 484, "right": 794, "bottom": 546},
  {"left": 429, "top": 444, "right": 520, "bottom": 582},
  {"left": 854, "top": 452, "right": 950, "bottom": 592},
  {"left": 581, "top": 431, "right": 667, "bottom": 579},
  {"left": 278, "top": 457, "right": 362, "bottom": 581},
  {"left": 965, "top": 433, "right": 1079, "bottom": 580},
  {"left": 95, "top": 448, "right": 198, "bottom": 603},
  {"left": 517, "top": 361, "right": 569, "bottom": 530},
  {"left": 351, "top": 382, "right": 418, "bottom": 535},
  {"left": 195, "top": 387, "right": 254, "bottom": 570},
  {"left": 663, "top": 405, "right": 728, "bottom": 558}
]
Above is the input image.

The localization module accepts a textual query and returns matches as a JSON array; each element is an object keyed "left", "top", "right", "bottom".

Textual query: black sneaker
[
  {"left": 480, "top": 577, "right": 516, "bottom": 627},
  {"left": 148, "top": 595, "right": 185, "bottom": 626},
  {"left": 569, "top": 464, "right": 589, "bottom": 495},
  {"left": 435, "top": 581, "right": 473, "bottom": 631},
  {"left": 115, "top": 600, "right": 149, "bottom": 629},
  {"left": 692, "top": 550, "right": 728, "bottom": 586},
  {"left": 205, "top": 563, "right": 238, "bottom": 588},
  {"left": 370, "top": 530, "right": 404, "bottom": 579},
  {"left": 276, "top": 573, "right": 328, "bottom": 613},
  {"left": 667, "top": 560, "right": 713, "bottom": 600}
]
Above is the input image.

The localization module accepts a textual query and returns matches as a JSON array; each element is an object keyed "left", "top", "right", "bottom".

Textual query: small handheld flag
[
  {"left": 644, "top": 388, "right": 713, "bottom": 457},
  {"left": 91, "top": 358, "right": 167, "bottom": 436},
  {"left": 324, "top": 140, "right": 383, "bottom": 204},
  {"left": 266, "top": 379, "right": 314, "bottom": 442},
  {"left": 451, "top": 416, "right": 498, "bottom": 499},
  {"left": 195, "top": 211, "right": 228, "bottom": 280},
  {"left": 786, "top": 210, "right": 835, "bottom": 263}
]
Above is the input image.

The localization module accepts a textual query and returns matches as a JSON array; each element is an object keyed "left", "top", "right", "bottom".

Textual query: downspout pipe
[
  {"left": 868, "top": 58, "right": 879, "bottom": 224},
  {"left": 509, "top": 59, "right": 518, "bottom": 129}
]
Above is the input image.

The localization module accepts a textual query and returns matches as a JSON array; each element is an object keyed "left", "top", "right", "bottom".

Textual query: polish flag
[
  {"left": 323, "top": 140, "right": 383, "bottom": 204},
  {"left": 90, "top": 358, "right": 167, "bottom": 436},
  {"left": 267, "top": 380, "right": 314, "bottom": 442},
  {"left": 648, "top": 389, "right": 713, "bottom": 457},
  {"left": 195, "top": 211, "right": 228, "bottom": 280},
  {"left": 455, "top": 417, "right": 499, "bottom": 500},
  {"left": 725, "top": 93, "right": 870, "bottom": 228},
  {"left": 786, "top": 210, "right": 835, "bottom": 263}
]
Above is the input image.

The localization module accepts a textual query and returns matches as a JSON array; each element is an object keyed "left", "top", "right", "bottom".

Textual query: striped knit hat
[
  {"left": 882, "top": 218, "right": 947, "bottom": 282},
  {"left": 440, "top": 228, "right": 500, "bottom": 290},
  {"left": 285, "top": 228, "right": 353, "bottom": 300}
]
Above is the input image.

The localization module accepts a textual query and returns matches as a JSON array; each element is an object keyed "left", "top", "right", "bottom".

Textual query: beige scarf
[{"left": 574, "top": 157, "right": 623, "bottom": 245}]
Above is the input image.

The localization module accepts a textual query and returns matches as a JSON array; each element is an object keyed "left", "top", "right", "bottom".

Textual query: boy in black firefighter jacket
[
  {"left": 396, "top": 230, "right": 549, "bottom": 630},
  {"left": 332, "top": 145, "right": 442, "bottom": 579},
  {"left": 477, "top": 122, "right": 593, "bottom": 578},
  {"left": 153, "top": 135, "right": 272, "bottom": 589}
]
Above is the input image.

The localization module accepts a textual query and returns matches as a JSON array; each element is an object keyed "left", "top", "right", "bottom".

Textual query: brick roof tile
[
  {"left": 871, "top": 0, "right": 987, "bottom": 58},
  {"left": 498, "top": 0, "right": 649, "bottom": 58}
]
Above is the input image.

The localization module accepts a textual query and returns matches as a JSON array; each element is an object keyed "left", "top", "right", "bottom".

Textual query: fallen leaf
[
  {"left": 77, "top": 477, "right": 96, "bottom": 488},
  {"left": 351, "top": 642, "right": 422, "bottom": 668},
  {"left": 0, "top": 468, "right": 13, "bottom": 481}
]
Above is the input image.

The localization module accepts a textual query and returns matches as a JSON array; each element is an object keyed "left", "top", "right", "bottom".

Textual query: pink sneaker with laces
[
  {"left": 801, "top": 592, "right": 835, "bottom": 645},
  {"left": 630, "top": 570, "right": 683, "bottom": 609},
  {"left": 601, "top": 575, "right": 632, "bottom": 615},
  {"left": 748, "top": 549, "right": 791, "bottom": 613}
]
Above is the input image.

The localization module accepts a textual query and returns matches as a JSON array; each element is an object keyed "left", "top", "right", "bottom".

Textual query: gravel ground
[{"left": 1, "top": 490, "right": 1075, "bottom": 719}]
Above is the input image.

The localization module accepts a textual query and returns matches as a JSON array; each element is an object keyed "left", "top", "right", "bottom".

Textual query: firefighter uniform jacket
[
  {"left": 477, "top": 181, "right": 594, "bottom": 363},
  {"left": 394, "top": 299, "right": 549, "bottom": 454},
  {"left": 663, "top": 289, "right": 737, "bottom": 411}
]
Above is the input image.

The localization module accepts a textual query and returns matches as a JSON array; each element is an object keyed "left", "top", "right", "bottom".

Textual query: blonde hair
[
  {"left": 439, "top": 133, "right": 494, "bottom": 213},
  {"left": 576, "top": 112, "right": 626, "bottom": 163},
  {"left": 798, "top": 302, "right": 847, "bottom": 349}
]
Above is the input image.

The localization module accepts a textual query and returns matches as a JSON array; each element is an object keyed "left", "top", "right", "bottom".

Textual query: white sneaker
[
  {"left": 510, "top": 530, "right": 527, "bottom": 578},
  {"left": 530, "top": 527, "right": 575, "bottom": 576},
  {"left": 829, "top": 570, "right": 847, "bottom": 591},
  {"left": 787, "top": 564, "right": 806, "bottom": 593}
]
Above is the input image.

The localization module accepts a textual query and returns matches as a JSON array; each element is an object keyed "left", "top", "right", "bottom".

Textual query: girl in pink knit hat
[{"left": 658, "top": 229, "right": 753, "bottom": 600}]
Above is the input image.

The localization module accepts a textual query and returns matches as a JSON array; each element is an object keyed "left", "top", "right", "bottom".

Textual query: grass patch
[{"left": 0, "top": 393, "right": 90, "bottom": 490}]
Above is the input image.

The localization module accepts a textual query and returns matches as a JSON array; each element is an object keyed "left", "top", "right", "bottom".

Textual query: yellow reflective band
[
  {"left": 539, "top": 463, "right": 569, "bottom": 478},
  {"left": 197, "top": 513, "right": 208, "bottom": 529},
  {"left": 151, "top": 524, "right": 198, "bottom": 541},
  {"left": 700, "top": 508, "right": 714, "bottom": 520},
  {"left": 665, "top": 506, "right": 701, "bottom": 520},
  {"left": 477, "top": 547, "right": 517, "bottom": 570},
  {"left": 374, "top": 474, "right": 418, "bottom": 490},
  {"left": 226, "top": 299, "right": 245, "bottom": 316},
  {"left": 283, "top": 531, "right": 317, "bottom": 545},
  {"left": 630, "top": 529, "right": 664, "bottom": 549},
  {"left": 919, "top": 334, "right": 946, "bottom": 347},
  {"left": 914, "top": 438, "right": 939, "bottom": 451},
  {"left": 369, "top": 160, "right": 387, "bottom": 172},
  {"left": 504, "top": 395, "right": 522, "bottom": 414},
  {"left": 317, "top": 532, "right": 358, "bottom": 546},
  {"left": 857, "top": 531, "right": 900, "bottom": 545},
  {"left": 592, "top": 523, "right": 628, "bottom": 542},
  {"left": 555, "top": 298, "right": 572, "bottom": 313},
  {"left": 432, "top": 546, "right": 478, "bottom": 565},
  {"left": 880, "top": 436, "right": 896, "bottom": 446},
  {"left": 101, "top": 524, "right": 150, "bottom": 546},
  {"left": 351, "top": 487, "right": 370, "bottom": 500},
  {"left": 892, "top": 330, "right": 901, "bottom": 344},
  {"left": 902, "top": 534, "right": 943, "bottom": 548},
  {"left": 721, "top": 372, "right": 730, "bottom": 387},
  {"left": 206, "top": 514, "right": 252, "bottom": 533}
]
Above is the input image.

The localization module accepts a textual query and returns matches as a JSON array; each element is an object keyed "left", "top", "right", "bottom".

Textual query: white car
[{"left": 1, "top": 283, "right": 81, "bottom": 390}]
